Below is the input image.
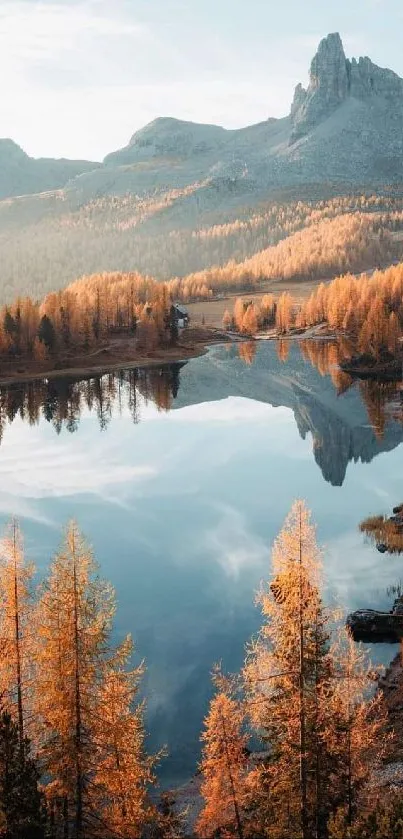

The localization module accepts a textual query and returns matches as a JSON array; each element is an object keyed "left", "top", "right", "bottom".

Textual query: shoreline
[
  {"left": 0, "top": 319, "right": 400, "bottom": 388},
  {"left": 0, "top": 329, "right": 232, "bottom": 387}
]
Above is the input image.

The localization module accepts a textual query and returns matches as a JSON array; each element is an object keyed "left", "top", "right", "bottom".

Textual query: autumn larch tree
[
  {"left": 243, "top": 501, "right": 335, "bottom": 839},
  {"left": 34, "top": 521, "right": 116, "bottom": 839},
  {"left": 222, "top": 309, "right": 233, "bottom": 331},
  {"left": 196, "top": 689, "right": 248, "bottom": 839},
  {"left": 93, "top": 641, "right": 158, "bottom": 838},
  {"left": 35, "top": 521, "right": 157, "bottom": 839},
  {"left": 275, "top": 292, "right": 293, "bottom": 335},
  {"left": 0, "top": 520, "right": 35, "bottom": 756},
  {"left": 326, "top": 629, "right": 388, "bottom": 835}
]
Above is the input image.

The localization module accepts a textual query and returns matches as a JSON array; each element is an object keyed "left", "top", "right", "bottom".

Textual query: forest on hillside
[
  {"left": 0, "top": 503, "right": 401, "bottom": 839},
  {"left": 1, "top": 191, "right": 403, "bottom": 301}
]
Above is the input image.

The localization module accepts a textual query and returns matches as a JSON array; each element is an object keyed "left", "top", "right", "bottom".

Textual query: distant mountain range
[
  {"left": 2, "top": 33, "right": 403, "bottom": 205},
  {"left": 2, "top": 33, "right": 403, "bottom": 304},
  {"left": 0, "top": 139, "right": 99, "bottom": 200}
]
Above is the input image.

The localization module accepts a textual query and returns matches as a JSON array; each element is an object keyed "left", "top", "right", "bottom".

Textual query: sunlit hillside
[{"left": 1, "top": 191, "right": 403, "bottom": 301}]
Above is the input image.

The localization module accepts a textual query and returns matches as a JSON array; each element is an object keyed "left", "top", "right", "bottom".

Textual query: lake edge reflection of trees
[
  {"left": 229, "top": 263, "right": 403, "bottom": 370},
  {"left": 0, "top": 503, "right": 400, "bottom": 839},
  {"left": 0, "top": 365, "right": 183, "bottom": 445},
  {"left": 271, "top": 337, "right": 403, "bottom": 441}
]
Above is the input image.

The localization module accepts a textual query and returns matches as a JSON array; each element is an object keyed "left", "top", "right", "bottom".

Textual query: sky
[{"left": 1, "top": 0, "right": 403, "bottom": 162}]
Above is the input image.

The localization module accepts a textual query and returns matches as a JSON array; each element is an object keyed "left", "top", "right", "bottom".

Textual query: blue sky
[{"left": 1, "top": 0, "right": 402, "bottom": 161}]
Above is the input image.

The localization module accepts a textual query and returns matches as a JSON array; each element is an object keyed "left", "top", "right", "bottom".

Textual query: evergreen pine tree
[
  {"left": 0, "top": 710, "right": 44, "bottom": 839},
  {"left": 37, "top": 315, "right": 56, "bottom": 352}
]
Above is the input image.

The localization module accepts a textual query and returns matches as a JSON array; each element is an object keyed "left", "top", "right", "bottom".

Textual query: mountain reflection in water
[{"left": 0, "top": 341, "right": 402, "bottom": 487}]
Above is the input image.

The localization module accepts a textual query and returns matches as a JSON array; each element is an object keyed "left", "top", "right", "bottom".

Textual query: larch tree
[
  {"left": 241, "top": 304, "right": 258, "bottom": 335},
  {"left": 326, "top": 629, "right": 388, "bottom": 835},
  {"left": 93, "top": 639, "right": 158, "bottom": 838},
  {"left": 34, "top": 521, "right": 116, "bottom": 839},
  {"left": 234, "top": 299, "right": 247, "bottom": 332},
  {"left": 0, "top": 520, "right": 35, "bottom": 756},
  {"left": 222, "top": 309, "right": 233, "bottom": 331},
  {"left": 243, "top": 500, "right": 334, "bottom": 839},
  {"left": 275, "top": 293, "right": 293, "bottom": 335},
  {"left": 196, "top": 689, "right": 248, "bottom": 839}
]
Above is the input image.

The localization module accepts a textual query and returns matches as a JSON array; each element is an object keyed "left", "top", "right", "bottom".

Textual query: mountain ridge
[
  {"left": 63, "top": 32, "right": 403, "bottom": 203},
  {"left": 3, "top": 33, "right": 403, "bottom": 203},
  {"left": 0, "top": 138, "right": 99, "bottom": 200}
]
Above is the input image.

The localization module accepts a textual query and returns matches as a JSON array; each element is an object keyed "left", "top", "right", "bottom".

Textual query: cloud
[
  {"left": 0, "top": 0, "right": 296, "bottom": 158},
  {"left": 205, "top": 503, "right": 268, "bottom": 579},
  {"left": 0, "top": 1, "right": 147, "bottom": 61},
  {"left": 0, "top": 418, "right": 157, "bottom": 502}
]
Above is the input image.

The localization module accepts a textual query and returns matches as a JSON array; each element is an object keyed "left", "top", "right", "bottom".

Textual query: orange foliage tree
[
  {"left": 243, "top": 501, "right": 386, "bottom": 839},
  {"left": 197, "top": 689, "right": 248, "bottom": 839}
]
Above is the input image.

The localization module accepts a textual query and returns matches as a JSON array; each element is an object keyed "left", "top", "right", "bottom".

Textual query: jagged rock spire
[
  {"left": 290, "top": 32, "right": 403, "bottom": 143},
  {"left": 290, "top": 33, "right": 348, "bottom": 141}
]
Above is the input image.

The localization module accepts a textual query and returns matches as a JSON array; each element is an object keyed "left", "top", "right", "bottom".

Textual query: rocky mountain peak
[
  {"left": 290, "top": 33, "right": 403, "bottom": 142},
  {"left": 311, "top": 33, "right": 348, "bottom": 98},
  {"left": 290, "top": 33, "right": 348, "bottom": 141}
]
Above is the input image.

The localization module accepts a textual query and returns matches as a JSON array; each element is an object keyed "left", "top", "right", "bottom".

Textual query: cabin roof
[{"left": 173, "top": 303, "right": 189, "bottom": 316}]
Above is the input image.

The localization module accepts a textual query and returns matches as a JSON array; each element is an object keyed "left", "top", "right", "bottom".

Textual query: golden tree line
[
  {"left": 297, "top": 266, "right": 403, "bottom": 358},
  {"left": 196, "top": 501, "right": 396, "bottom": 839},
  {"left": 228, "top": 262, "right": 403, "bottom": 357},
  {"left": 175, "top": 211, "right": 400, "bottom": 296},
  {"left": 3, "top": 193, "right": 403, "bottom": 308},
  {"left": 0, "top": 276, "right": 182, "bottom": 363},
  {"left": 0, "top": 519, "right": 171, "bottom": 839},
  {"left": 2, "top": 186, "right": 403, "bottom": 300}
]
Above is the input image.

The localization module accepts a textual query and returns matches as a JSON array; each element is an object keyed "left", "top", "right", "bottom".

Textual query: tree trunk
[
  {"left": 347, "top": 667, "right": 353, "bottom": 826},
  {"left": 298, "top": 507, "right": 309, "bottom": 839},
  {"left": 220, "top": 710, "right": 244, "bottom": 839},
  {"left": 72, "top": 532, "right": 83, "bottom": 839},
  {"left": 12, "top": 520, "right": 24, "bottom": 758},
  {"left": 63, "top": 795, "right": 69, "bottom": 839}
]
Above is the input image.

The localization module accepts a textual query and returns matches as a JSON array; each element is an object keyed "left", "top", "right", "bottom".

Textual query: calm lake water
[{"left": 1, "top": 341, "right": 403, "bottom": 786}]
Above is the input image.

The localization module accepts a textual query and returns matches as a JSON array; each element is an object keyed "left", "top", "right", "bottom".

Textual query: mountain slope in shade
[
  {"left": 172, "top": 343, "right": 403, "bottom": 487},
  {"left": 0, "top": 139, "right": 99, "bottom": 200}
]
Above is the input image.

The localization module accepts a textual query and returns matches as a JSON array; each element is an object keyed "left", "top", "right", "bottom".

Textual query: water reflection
[
  {"left": 0, "top": 364, "right": 183, "bottom": 441},
  {"left": 0, "top": 342, "right": 402, "bottom": 490},
  {"left": 0, "top": 342, "right": 403, "bottom": 785},
  {"left": 360, "top": 503, "right": 403, "bottom": 556},
  {"left": 295, "top": 338, "right": 403, "bottom": 439}
]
